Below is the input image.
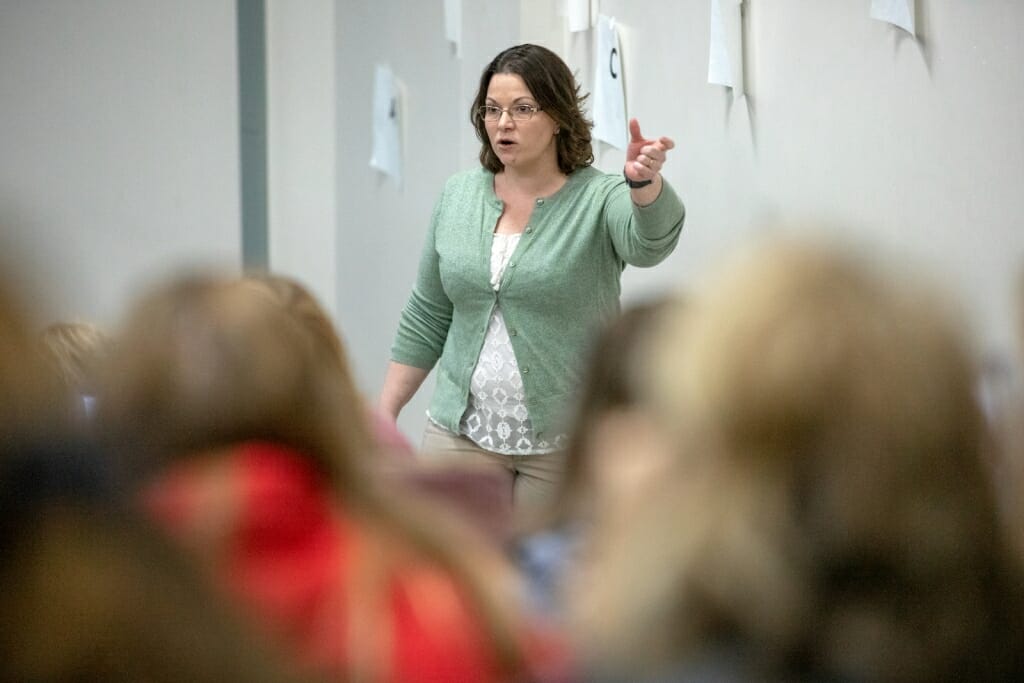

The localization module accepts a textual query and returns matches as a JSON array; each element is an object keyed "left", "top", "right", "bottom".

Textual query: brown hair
[
  {"left": 0, "top": 279, "right": 63, "bottom": 443},
  {"left": 98, "top": 274, "right": 528, "bottom": 675},
  {"left": 471, "top": 43, "right": 593, "bottom": 175},
  {"left": 0, "top": 498, "right": 315, "bottom": 683},
  {"left": 245, "top": 273, "right": 375, "bottom": 463},
  {"left": 98, "top": 276, "right": 361, "bottom": 489}
]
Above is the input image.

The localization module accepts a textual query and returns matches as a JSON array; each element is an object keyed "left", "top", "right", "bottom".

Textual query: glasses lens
[{"left": 480, "top": 105, "right": 536, "bottom": 121}]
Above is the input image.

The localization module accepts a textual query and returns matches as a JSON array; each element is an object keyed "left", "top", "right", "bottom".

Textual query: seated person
[
  {"left": 571, "top": 239, "right": 1024, "bottom": 683},
  {"left": 98, "top": 274, "right": 567, "bottom": 683}
]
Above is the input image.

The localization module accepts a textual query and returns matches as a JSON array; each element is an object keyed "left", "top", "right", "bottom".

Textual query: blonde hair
[
  {"left": 576, "top": 240, "right": 1024, "bottom": 681},
  {"left": 40, "top": 321, "right": 111, "bottom": 393}
]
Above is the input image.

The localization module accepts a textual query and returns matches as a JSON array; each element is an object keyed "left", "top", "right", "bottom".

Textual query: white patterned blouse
[{"left": 455, "top": 232, "right": 568, "bottom": 455}]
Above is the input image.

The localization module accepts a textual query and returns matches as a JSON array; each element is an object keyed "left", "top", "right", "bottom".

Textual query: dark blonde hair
[
  {"left": 99, "top": 276, "right": 361, "bottom": 488},
  {"left": 245, "top": 273, "right": 375, "bottom": 462},
  {"left": 577, "top": 240, "right": 1024, "bottom": 681},
  {"left": 471, "top": 43, "right": 593, "bottom": 175}
]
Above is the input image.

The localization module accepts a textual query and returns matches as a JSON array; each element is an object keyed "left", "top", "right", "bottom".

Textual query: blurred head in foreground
[
  {"left": 242, "top": 272, "right": 415, "bottom": 462},
  {"left": 574, "top": 239, "right": 1024, "bottom": 682},
  {"left": 99, "top": 274, "right": 366, "bottom": 490},
  {"left": 0, "top": 263, "right": 309, "bottom": 682},
  {"left": 98, "top": 273, "right": 538, "bottom": 681},
  {"left": 0, "top": 443, "right": 314, "bottom": 683}
]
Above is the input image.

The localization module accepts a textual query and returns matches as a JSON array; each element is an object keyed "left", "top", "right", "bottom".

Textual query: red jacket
[{"left": 142, "top": 441, "right": 517, "bottom": 682}]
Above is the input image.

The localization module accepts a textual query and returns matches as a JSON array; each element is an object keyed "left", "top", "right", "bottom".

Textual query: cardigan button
[
  {"left": 525, "top": 226, "right": 532, "bottom": 234},
  {"left": 535, "top": 198, "right": 544, "bottom": 206},
  {"left": 509, "top": 328, "right": 518, "bottom": 337},
  {"left": 522, "top": 367, "right": 530, "bottom": 374}
]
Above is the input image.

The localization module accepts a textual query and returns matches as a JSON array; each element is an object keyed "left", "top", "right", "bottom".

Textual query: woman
[
  {"left": 98, "top": 275, "right": 552, "bottom": 682},
  {"left": 379, "top": 43, "right": 685, "bottom": 509},
  {"left": 0, "top": 267, "right": 311, "bottom": 683},
  {"left": 572, "top": 240, "right": 1024, "bottom": 682}
]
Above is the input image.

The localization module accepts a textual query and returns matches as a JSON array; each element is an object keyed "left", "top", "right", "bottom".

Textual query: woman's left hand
[{"left": 624, "top": 118, "right": 675, "bottom": 184}]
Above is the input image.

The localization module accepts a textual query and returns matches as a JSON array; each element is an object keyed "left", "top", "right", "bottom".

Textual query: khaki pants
[{"left": 420, "top": 421, "right": 566, "bottom": 513}]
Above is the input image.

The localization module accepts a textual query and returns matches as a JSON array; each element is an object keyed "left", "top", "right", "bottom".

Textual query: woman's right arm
[{"left": 378, "top": 361, "right": 430, "bottom": 420}]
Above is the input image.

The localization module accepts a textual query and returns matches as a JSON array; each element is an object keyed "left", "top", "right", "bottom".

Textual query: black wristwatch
[{"left": 623, "top": 169, "right": 653, "bottom": 189}]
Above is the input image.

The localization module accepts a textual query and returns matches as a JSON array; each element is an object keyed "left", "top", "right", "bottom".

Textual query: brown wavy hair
[{"left": 471, "top": 43, "right": 593, "bottom": 175}]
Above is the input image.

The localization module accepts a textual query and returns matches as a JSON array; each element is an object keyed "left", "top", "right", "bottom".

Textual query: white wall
[
  {"left": 556, "top": 0, "right": 1024, "bottom": 354},
  {"left": 334, "top": 0, "right": 520, "bottom": 439},
  {"left": 266, "top": 0, "right": 339, "bottom": 320},
  {"left": 333, "top": 0, "right": 1024, "bottom": 442},
  {"left": 4, "top": 1, "right": 1020, "bottom": 440},
  {"left": 0, "top": 0, "right": 242, "bottom": 326}
]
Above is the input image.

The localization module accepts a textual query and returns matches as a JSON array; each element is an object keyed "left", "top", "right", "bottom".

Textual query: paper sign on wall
[
  {"left": 444, "top": 0, "right": 462, "bottom": 57},
  {"left": 567, "top": 0, "right": 591, "bottom": 32},
  {"left": 369, "top": 64, "right": 402, "bottom": 187},
  {"left": 870, "top": 0, "right": 915, "bottom": 37},
  {"left": 708, "top": 0, "right": 744, "bottom": 97},
  {"left": 592, "top": 15, "right": 627, "bottom": 150}
]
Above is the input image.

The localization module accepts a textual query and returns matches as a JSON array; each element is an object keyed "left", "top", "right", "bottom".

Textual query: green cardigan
[{"left": 391, "top": 165, "right": 685, "bottom": 438}]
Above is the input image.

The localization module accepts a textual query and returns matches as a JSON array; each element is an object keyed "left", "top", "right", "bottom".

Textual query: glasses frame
[{"left": 477, "top": 103, "right": 543, "bottom": 123}]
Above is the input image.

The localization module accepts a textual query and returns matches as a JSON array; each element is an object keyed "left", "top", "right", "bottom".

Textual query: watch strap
[{"left": 623, "top": 169, "right": 653, "bottom": 189}]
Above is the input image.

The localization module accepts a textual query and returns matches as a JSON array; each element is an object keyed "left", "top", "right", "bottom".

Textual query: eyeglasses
[{"left": 477, "top": 104, "right": 542, "bottom": 122}]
